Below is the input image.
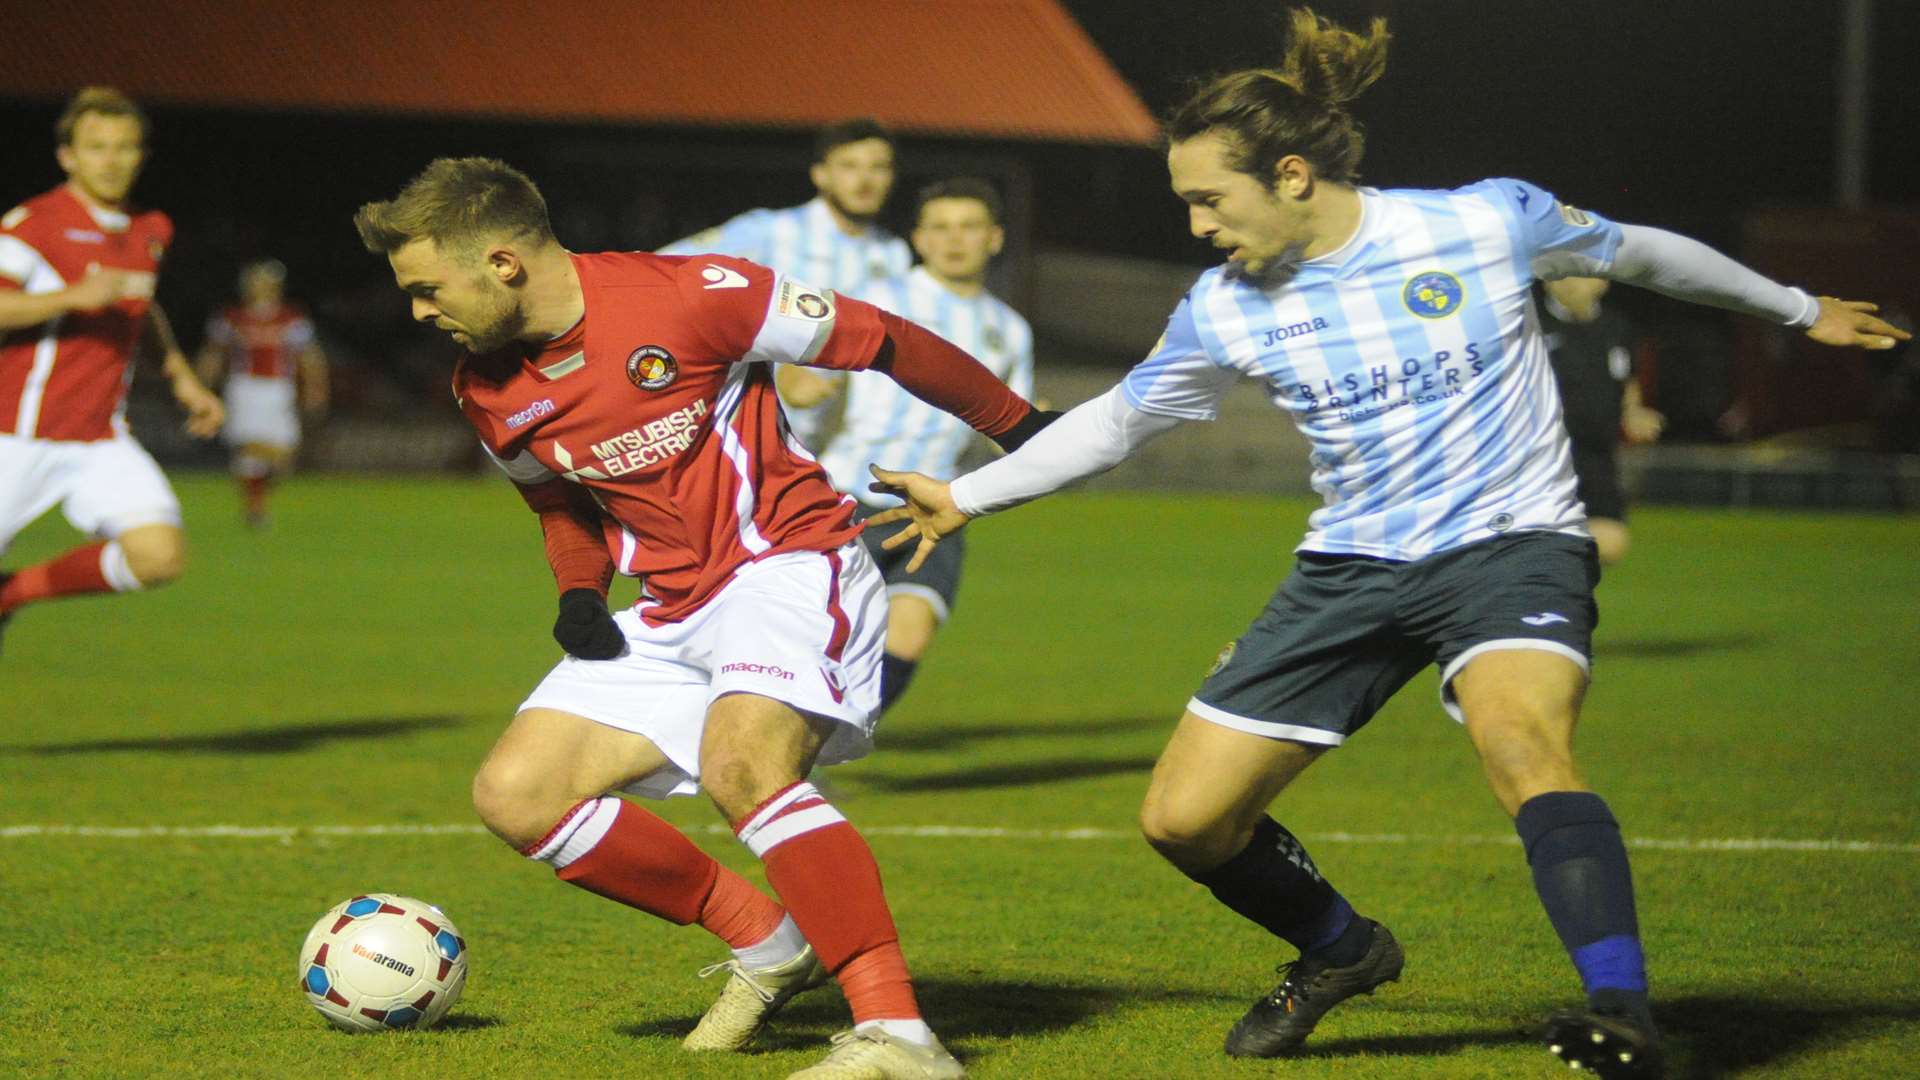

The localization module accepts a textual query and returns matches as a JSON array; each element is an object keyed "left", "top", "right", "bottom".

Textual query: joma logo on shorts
[
  {"left": 721, "top": 662, "right": 795, "bottom": 680},
  {"left": 350, "top": 943, "right": 416, "bottom": 977}
]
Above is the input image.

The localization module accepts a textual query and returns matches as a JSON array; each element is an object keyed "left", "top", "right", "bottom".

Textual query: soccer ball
[{"left": 297, "top": 893, "right": 468, "bottom": 1031}]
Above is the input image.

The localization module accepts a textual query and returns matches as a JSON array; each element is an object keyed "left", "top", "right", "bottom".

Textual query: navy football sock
[
  {"left": 878, "top": 653, "right": 918, "bottom": 714},
  {"left": 1188, "top": 816, "right": 1369, "bottom": 958},
  {"left": 1515, "top": 791, "right": 1649, "bottom": 1011}
]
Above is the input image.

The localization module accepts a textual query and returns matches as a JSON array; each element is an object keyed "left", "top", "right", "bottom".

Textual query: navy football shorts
[
  {"left": 1190, "top": 531, "right": 1600, "bottom": 746},
  {"left": 851, "top": 500, "right": 965, "bottom": 623}
]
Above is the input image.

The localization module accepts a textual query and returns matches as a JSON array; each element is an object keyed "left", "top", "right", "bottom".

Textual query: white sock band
[
  {"left": 523, "top": 797, "right": 621, "bottom": 869},
  {"left": 857, "top": 1018, "right": 934, "bottom": 1046},
  {"left": 734, "top": 783, "right": 846, "bottom": 858},
  {"left": 732, "top": 913, "right": 808, "bottom": 971},
  {"left": 100, "top": 541, "right": 142, "bottom": 593}
]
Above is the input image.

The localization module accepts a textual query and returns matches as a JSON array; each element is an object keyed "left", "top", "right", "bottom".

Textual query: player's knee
[
  {"left": 1139, "top": 795, "right": 1239, "bottom": 870},
  {"left": 700, "top": 752, "right": 791, "bottom": 823},
  {"left": 471, "top": 759, "right": 564, "bottom": 849},
  {"left": 120, "top": 531, "right": 186, "bottom": 586},
  {"left": 1595, "top": 532, "right": 1629, "bottom": 566},
  {"left": 883, "top": 597, "right": 940, "bottom": 659}
]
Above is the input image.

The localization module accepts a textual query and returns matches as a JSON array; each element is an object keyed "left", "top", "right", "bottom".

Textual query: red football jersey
[
  {"left": 456, "top": 252, "right": 886, "bottom": 625},
  {"left": 0, "top": 185, "right": 172, "bottom": 441},
  {"left": 205, "top": 302, "right": 314, "bottom": 380}
]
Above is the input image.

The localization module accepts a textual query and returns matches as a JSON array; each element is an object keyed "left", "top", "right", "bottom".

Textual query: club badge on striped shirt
[{"left": 1403, "top": 270, "right": 1465, "bottom": 320}]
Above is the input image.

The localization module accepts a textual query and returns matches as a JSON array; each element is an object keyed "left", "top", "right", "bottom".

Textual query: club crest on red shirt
[{"left": 626, "top": 345, "right": 678, "bottom": 390}]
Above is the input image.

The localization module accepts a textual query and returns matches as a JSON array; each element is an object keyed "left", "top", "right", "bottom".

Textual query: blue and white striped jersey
[
  {"left": 820, "top": 267, "right": 1034, "bottom": 505},
  {"left": 661, "top": 197, "right": 912, "bottom": 446},
  {"left": 1124, "top": 178, "right": 1622, "bottom": 561},
  {"left": 659, "top": 197, "right": 912, "bottom": 304}
]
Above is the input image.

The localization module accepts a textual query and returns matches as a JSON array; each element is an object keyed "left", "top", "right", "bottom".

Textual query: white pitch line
[{"left": 0, "top": 822, "right": 1915, "bottom": 854}]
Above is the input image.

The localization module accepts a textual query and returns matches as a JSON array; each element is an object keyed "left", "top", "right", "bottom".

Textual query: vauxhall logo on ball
[{"left": 626, "top": 345, "right": 678, "bottom": 391}]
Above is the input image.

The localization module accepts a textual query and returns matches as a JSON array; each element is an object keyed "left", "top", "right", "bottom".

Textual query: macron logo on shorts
[{"left": 720, "top": 661, "right": 795, "bottom": 681}]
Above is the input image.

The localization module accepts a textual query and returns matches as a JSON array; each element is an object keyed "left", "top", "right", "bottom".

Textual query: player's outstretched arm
[
  {"left": 1604, "top": 224, "right": 1910, "bottom": 350},
  {"left": 868, "top": 385, "right": 1184, "bottom": 571},
  {"left": 866, "top": 308, "right": 1059, "bottom": 451}
]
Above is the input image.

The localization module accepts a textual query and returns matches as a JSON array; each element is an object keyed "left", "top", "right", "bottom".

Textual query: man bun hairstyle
[
  {"left": 353, "top": 157, "right": 556, "bottom": 257},
  {"left": 57, "top": 86, "right": 147, "bottom": 145},
  {"left": 1166, "top": 6, "right": 1391, "bottom": 187}
]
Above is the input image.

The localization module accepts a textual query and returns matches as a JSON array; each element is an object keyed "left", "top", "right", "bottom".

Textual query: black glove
[
  {"left": 990, "top": 407, "right": 1064, "bottom": 454},
  {"left": 553, "top": 588, "right": 624, "bottom": 660}
]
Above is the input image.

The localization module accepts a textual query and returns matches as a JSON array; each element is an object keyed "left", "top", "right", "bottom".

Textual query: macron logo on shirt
[{"left": 505, "top": 399, "right": 556, "bottom": 430}]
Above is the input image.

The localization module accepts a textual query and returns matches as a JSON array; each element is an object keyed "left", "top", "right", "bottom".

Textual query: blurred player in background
[
  {"left": 660, "top": 118, "right": 912, "bottom": 448},
  {"left": 0, "top": 87, "right": 223, "bottom": 652},
  {"left": 197, "top": 258, "right": 329, "bottom": 529},
  {"left": 1541, "top": 276, "right": 1661, "bottom": 566},
  {"left": 818, "top": 178, "right": 1033, "bottom": 715},
  {"left": 357, "top": 157, "right": 1052, "bottom": 1079},
  {"left": 868, "top": 9, "right": 1908, "bottom": 1078}
]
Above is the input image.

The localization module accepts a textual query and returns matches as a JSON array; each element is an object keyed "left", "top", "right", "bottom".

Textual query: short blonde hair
[
  {"left": 57, "top": 86, "right": 148, "bottom": 146},
  {"left": 354, "top": 157, "right": 555, "bottom": 257}
]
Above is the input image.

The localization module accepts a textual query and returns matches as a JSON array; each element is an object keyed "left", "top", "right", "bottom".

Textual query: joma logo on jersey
[
  {"left": 505, "top": 399, "right": 555, "bottom": 430},
  {"left": 1261, "top": 317, "right": 1330, "bottom": 346},
  {"left": 350, "top": 943, "right": 415, "bottom": 977},
  {"left": 588, "top": 400, "right": 710, "bottom": 474}
]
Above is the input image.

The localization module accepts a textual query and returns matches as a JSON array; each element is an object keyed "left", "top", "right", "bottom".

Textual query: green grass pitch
[{"left": 2, "top": 473, "right": 1916, "bottom": 1078}]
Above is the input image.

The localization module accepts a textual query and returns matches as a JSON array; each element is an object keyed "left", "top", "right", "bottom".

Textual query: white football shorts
[
  {"left": 223, "top": 374, "right": 300, "bottom": 450},
  {"left": 518, "top": 539, "right": 888, "bottom": 799},
  {"left": 0, "top": 432, "right": 182, "bottom": 553}
]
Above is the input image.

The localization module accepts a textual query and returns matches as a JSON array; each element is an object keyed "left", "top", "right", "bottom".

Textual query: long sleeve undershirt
[{"left": 952, "top": 223, "right": 1821, "bottom": 518}]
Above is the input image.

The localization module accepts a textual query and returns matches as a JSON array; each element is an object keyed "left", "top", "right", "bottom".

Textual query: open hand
[
  {"left": 174, "top": 376, "right": 225, "bottom": 438},
  {"left": 867, "top": 465, "right": 971, "bottom": 573},
  {"left": 1806, "top": 298, "right": 1911, "bottom": 350}
]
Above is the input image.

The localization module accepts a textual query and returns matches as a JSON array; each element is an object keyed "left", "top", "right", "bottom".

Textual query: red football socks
[
  {"left": 241, "top": 475, "right": 270, "bottom": 518},
  {"left": 527, "top": 797, "right": 782, "bottom": 950},
  {"left": 698, "top": 861, "right": 789, "bottom": 951},
  {"left": 735, "top": 782, "right": 922, "bottom": 1023},
  {"left": 0, "top": 541, "right": 112, "bottom": 615}
]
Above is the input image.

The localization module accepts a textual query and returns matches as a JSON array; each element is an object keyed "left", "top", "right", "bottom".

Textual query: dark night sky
[
  {"left": 0, "top": 0, "right": 1913, "bottom": 373},
  {"left": 1064, "top": 0, "right": 1918, "bottom": 248}
]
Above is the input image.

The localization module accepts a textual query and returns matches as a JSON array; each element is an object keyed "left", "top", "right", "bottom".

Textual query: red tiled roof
[{"left": 4, "top": 0, "right": 1158, "bottom": 145}]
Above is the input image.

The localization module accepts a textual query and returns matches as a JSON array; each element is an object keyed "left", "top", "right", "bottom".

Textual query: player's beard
[
  {"left": 458, "top": 285, "right": 528, "bottom": 355},
  {"left": 825, "top": 189, "right": 882, "bottom": 227}
]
